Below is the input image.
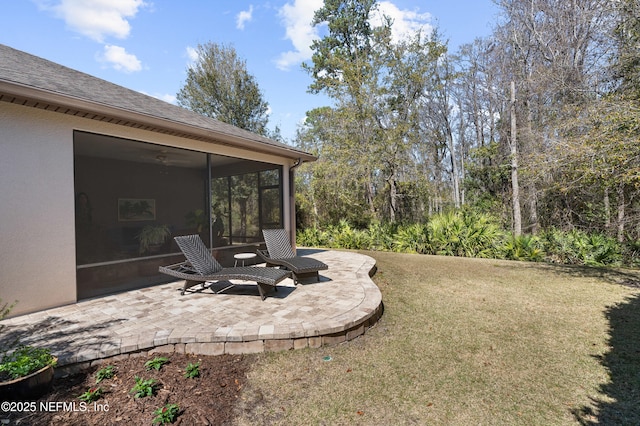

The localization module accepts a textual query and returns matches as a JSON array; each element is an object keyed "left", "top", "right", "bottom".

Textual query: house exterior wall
[
  {"left": 1, "top": 103, "right": 77, "bottom": 316},
  {"left": 0, "top": 102, "right": 295, "bottom": 317}
]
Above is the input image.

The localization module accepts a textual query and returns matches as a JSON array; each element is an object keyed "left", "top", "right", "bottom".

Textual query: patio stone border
[{"left": 58, "top": 302, "right": 383, "bottom": 377}]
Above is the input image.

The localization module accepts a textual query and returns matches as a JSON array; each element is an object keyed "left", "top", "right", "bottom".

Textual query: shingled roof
[{"left": 0, "top": 44, "right": 315, "bottom": 162}]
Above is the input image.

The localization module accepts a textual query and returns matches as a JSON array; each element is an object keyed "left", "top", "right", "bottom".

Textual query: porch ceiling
[{"left": 0, "top": 86, "right": 312, "bottom": 162}]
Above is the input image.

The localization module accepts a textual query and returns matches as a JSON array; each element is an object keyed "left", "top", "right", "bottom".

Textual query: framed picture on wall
[{"left": 118, "top": 198, "right": 156, "bottom": 221}]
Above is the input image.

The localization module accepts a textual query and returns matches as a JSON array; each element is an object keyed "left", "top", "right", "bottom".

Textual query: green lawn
[{"left": 235, "top": 252, "right": 640, "bottom": 425}]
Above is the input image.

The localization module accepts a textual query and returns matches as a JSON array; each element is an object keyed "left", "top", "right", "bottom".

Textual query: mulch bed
[{"left": 2, "top": 352, "right": 252, "bottom": 425}]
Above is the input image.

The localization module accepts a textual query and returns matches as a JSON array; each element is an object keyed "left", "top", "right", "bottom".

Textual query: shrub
[
  {"left": 540, "top": 228, "right": 579, "bottom": 264},
  {"left": 501, "top": 235, "right": 544, "bottom": 262},
  {"left": 460, "top": 210, "right": 503, "bottom": 258},
  {"left": 295, "top": 213, "right": 634, "bottom": 268},
  {"left": 367, "top": 222, "right": 396, "bottom": 251},
  {"left": 426, "top": 211, "right": 464, "bottom": 256},
  {"left": 297, "top": 227, "right": 329, "bottom": 248},
  {"left": 582, "top": 233, "right": 621, "bottom": 266},
  {"left": 328, "top": 220, "right": 370, "bottom": 250},
  {"left": 393, "top": 223, "right": 430, "bottom": 254},
  {"left": 427, "top": 210, "right": 501, "bottom": 258},
  {"left": 540, "top": 228, "right": 622, "bottom": 266},
  {"left": 622, "top": 236, "right": 640, "bottom": 266}
]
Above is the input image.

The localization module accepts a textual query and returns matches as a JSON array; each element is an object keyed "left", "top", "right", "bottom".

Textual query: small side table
[{"left": 234, "top": 252, "right": 257, "bottom": 267}]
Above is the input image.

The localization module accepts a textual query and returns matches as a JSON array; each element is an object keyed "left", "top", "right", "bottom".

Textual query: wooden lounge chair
[
  {"left": 257, "top": 229, "right": 328, "bottom": 284},
  {"left": 159, "top": 235, "right": 291, "bottom": 300}
]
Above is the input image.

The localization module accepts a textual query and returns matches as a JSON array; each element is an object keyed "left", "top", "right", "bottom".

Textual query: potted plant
[
  {"left": 0, "top": 299, "right": 57, "bottom": 400},
  {"left": 136, "top": 224, "right": 171, "bottom": 254},
  {"left": 0, "top": 345, "right": 57, "bottom": 400}
]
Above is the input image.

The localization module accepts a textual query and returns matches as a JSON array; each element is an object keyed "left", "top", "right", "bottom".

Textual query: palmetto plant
[
  {"left": 367, "top": 221, "right": 396, "bottom": 252},
  {"left": 427, "top": 211, "right": 463, "bottom": 256},
  {"left": 540, "top": 228, "right": 622, "bottom": 266},
  {"left": 427, "top": 210, "right": 501, "bottom": 258},
  {"left": 622, "top": 236, "right": 640, "bottom": 266},
  {"left": 297, "top": 227, "right": 329, "bottom": 248},
  {"left": 294, "top": 210, "right": 631, "bottom": 268},
  {"left": 328, "top": 220, "right": 371, "bottom": 250},
  {"left": 393, "top": 223, "right": 430, "bottom": 254},
  {"left": 502, "top": 235, "right": 544, "bottom": 262}
]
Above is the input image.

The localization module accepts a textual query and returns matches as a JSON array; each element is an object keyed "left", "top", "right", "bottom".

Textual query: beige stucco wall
[
  {"left": 1, "top": 102, "right": 294, "bottom": 317},
  {"left": 1, "top": 103, "right": 77, "bottom": 316}
]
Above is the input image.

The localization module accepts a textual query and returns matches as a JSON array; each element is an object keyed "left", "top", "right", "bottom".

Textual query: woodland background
[{"left": 180, "top": 0, "right": 640, "bottom": 266}]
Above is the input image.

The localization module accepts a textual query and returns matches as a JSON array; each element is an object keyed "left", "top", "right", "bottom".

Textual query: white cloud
[
  {"left": 157, "top": 93, "right": 177, "bottom": 104},
  {"left": 36, "top": 0, "right": 147, "bottom": 43},
  {"left": 140, "top": 91, "right": 177, "bottom": 104},
  {"left": 373, "top": 1, "right": 432, "bottom": 44},
  {"left": 186, "top": 46, "right": 199, "bottom": 62},
  {"left": 98, "top": 44, "right": 142, "bottom": 72},
  {"left": 275, "top": 1, "right": 432, "bottom": 71},
  {"left": 236, "top": 5, "right": 253, "bottom": 30},
  {"left": 275, "top": 0, "right": 324, "bottom": 71}
]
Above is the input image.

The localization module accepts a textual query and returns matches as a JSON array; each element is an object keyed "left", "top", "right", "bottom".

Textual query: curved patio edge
[{"left": 48, "top": 251, "right": 383, "bottom": 377}]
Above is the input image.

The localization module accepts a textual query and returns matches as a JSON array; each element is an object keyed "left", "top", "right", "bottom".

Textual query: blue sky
[{"left": 2, "top": 1, "right": 499, "bottom": 141}]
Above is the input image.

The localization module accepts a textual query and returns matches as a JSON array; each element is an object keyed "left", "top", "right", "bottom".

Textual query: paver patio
[{"left": 0, "top": 250, "right": 382, "bottom": 374}]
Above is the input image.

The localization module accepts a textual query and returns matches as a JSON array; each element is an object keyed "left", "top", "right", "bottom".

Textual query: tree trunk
[
  {"left": 510, "top": 81, "right": 522, "bottom": 236},
  {"left": 365, "top": 174, "right": 376, "bottom": 216},
  {"left": 604, "top": 187, "right": 611, "bottom": 231},
  {"left": 388, "top": 171, "right": 398, "bottom": 223},
  {"left": 457, "top": 96, "right": 467, "bottom": 206},
  {"left": 528, "top": 183, "right": 538, "bottom": 234},
  {"left": 617, "top": 183, "right": 625, "bottom": 242},
  {"left": 447, "top": 128, "right": 461, "bottom": 209}
]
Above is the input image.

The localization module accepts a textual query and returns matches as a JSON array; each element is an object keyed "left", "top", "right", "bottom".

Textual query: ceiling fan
[{"left": 141, "top": 148, "right": 192, "bottom": 166}]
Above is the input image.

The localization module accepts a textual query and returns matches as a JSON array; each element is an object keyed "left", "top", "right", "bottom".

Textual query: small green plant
[
  {"left": 78, "top": 386, "right": 103, "bottom": 402},
  {"left": 145, "top": 356, "right": 169, "bottom": 371},
  {"left": 184, "top": 362, "right": 200, "bottom": 379},
  {"left": 152, "top": 403, "right": 180, "bottom": 425},
  {"left": 0, "top": 345, "right": 56, "bottom": 380},
  {"left": 0, "top": 298, "right": 19, "bottom": 357},
  {"left": 95, "top": 365, "right": 115, "bottom": 384},
  {"left": 130, "top": 376, "right": 157, "bottom": 398},
  {"left": 0, "top": 298, "right": 16, "bottom": 321}
]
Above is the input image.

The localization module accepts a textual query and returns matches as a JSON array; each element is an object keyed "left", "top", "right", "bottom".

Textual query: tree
[
  {"left": 417, "top": 39, "right": 461, "bottom": 209},
  {"left": 509, "top": 80, "right": 522, "bottom": 235},
  {"left": 488, "top": 0, "right": 613, "bottom": 233},
  {"left": 454, "top": 38, "right": 510, "bottom": 220},
  {"left": 177, "top": 42, "right": 269, "bottom": 135},
  {"left": 611, "top": 0, "right": 640, "bottom": 99},
  {"left": 299, "top": 0, "right": 451, "bottom": 225},
  {"left": 304, "top": 0, "right": 380, "bottom": 218}
]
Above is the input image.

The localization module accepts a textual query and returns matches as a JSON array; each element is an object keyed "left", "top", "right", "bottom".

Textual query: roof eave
[{"left": 0, "top": 79, "right": 317, "bottom": 163}]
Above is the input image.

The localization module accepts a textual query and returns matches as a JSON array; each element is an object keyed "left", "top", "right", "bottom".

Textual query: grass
[{"left": 235, "top": 251, "right": 640, "bottom": 425}]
